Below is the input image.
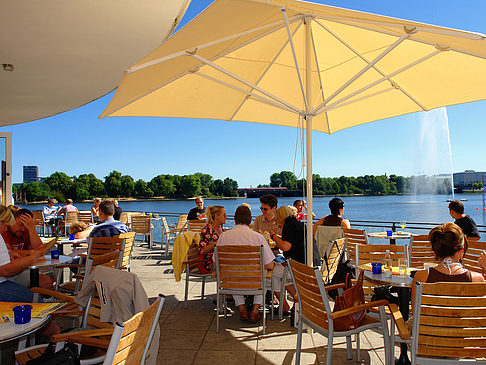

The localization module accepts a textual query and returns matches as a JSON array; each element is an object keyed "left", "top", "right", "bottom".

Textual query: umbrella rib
[
  {"left": 228, "top": 19, "right": 304, "bottom": 122},
  {"left": 127, "top": 15, "right": 303, "bottom": 73},
  {"left": 315, "top": 16, "right": 486, "bottom": 61},
  {"left": 322, "top": 31, "right": 414, "bottom": 108},
  {"left": 318, "top": 49, "right": 442, "bottom": 114},
  {"left": 195, "top": 72, "right": 299, "bottom": 115},
  {"left": 190, "top": 53, "right": 302, "bottom": 114},
  {"left": 309, "top": 22, "right": 330, "bottom": 133},
  {"left": 314, "top": 19, "right": 428, "bottom": 112},
  {"left": 282, "top": 8, "right": 309, "bottom": 114}
]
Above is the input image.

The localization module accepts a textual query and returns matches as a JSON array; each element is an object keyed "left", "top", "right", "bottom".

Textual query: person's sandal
[
  {"left": 239, "top": 309, "right": 249, "bottom": 322},
  {"left": 248, "top": 312, "right": 261, "bottom": 324}
]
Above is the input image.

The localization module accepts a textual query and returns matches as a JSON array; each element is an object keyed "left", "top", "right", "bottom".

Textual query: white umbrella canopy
[{"left": 101, "top": 0, "right": 486, "bottom": 264}]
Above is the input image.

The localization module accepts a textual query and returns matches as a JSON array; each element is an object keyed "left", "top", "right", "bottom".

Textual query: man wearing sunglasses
[{"left": 253, "top": 194, "right": 279, "bottom": 234}]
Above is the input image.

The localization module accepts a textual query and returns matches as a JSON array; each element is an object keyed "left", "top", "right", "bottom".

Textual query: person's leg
[
  {"left": 233, "top": 295, "right": 248, "bottom": 321},
  {"left": 272, "top": 264, "right": 291, "bottom": 312},
  {"left": 0, "top": 280, "right": 38, "bottom": 302},
  {"left": 249, "top": 294, "right": 263, "bottom": 323}
]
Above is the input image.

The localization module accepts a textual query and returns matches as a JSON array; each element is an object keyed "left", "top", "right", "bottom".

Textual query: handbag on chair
[{"left": 332, "top": 270, "right": 365, "bottom": 331}]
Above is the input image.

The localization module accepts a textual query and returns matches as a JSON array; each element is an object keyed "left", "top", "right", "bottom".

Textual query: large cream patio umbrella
[{"left": 100, "top": 0, "right": 486, "bottom": 265}]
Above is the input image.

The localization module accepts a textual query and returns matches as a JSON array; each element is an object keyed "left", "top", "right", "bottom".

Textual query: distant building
[
  {"left": 453, "top": 170, "right": 486, "bottom": 188},
  {"left": 23, "top": 165, "right": 38, "bottom": 183}
]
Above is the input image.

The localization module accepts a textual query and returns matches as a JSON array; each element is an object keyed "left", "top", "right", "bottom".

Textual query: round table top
[
  {"left": 364, "top": 270, "right": 414, "bottom": 288},
  {"left": 29, "top": 255, "right": 73, "bottom": 269},
  {"left": 0, "top": 316, "right": 50, "bottom": 343},
  {"left": 368, "top": 231, "right": 412, "bottom": 240}
]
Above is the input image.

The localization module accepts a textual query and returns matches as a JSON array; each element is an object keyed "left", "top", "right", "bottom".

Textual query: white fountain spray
[{"left": 441, "top": 107, "right": 455, "bottom": 200}]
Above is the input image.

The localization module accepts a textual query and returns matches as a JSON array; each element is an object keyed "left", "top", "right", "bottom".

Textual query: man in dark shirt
[
  {"left": 448, "top": 200, "right": 480, "bottom": 241},
  {"left": 188, "top": 197, "right": 205, "bottom": 220}
]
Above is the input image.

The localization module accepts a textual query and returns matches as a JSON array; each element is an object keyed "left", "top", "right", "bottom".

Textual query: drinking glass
[
  {"left": 398, "top": 258, "right": 407, "bottom": 277},
  {"left": 400, "top": 221, "right": 406, "bottom": 231}
]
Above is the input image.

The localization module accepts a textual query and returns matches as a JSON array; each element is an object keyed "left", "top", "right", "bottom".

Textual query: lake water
[{"left": 20, "top": 193, "right": 485, "bottom": 241}]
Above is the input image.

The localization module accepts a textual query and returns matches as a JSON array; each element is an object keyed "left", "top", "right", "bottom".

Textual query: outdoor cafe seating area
[{"left": 2, "top": 210, "right": 486, "bottom": 364}]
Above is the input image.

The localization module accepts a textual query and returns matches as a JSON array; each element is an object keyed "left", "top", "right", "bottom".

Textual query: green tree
[
  {"left": 270, "top": 171, "right": 298, "bottom": 189},
  {"left": 104, "top": 170, "right": 123, "bottom": 197},
  {"left": 23, "top": 182, "right": 50, "bottom": 202},
  {"left": 211, "top": 179, "right": 224, "bottom": 196},
  {"left": 222, "top": 177, "right": 238, "bottom": 196},
  {"left": 45, "top": 172, "right": 74, "bottom": 200},
  {"left": 87, "top": 174, "right": 105, "bottom": 197},
  {"left": 134, "top": 179, "right": 154, "bottom": 198},
  {"left": 120, "top": 175, "right": 135, "bottom": 197},
  {"left": 149, "top": 175, "right": 176, "bottom": 196},
  {"left": 194, "top": 173, "right": 213, "bottom": 196}
]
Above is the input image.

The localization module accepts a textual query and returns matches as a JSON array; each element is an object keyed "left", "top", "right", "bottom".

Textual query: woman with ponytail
[
  {"left": 197, "top": 205, "right": 226, "bottom": 273},
  {"left": 412, "top": 223, "right": 484, "bottom": 302}
]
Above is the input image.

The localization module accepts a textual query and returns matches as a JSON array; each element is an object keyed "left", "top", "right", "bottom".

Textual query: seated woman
[
  {"left": 197, "top": 206, "right": 226, "bottom": 274},
  {"left": 412, "top": 223, "right": 484, "bottom": 303},
  {"left": 91, "top": 198, "right": 101, "bottom": 223},
  {"left": 69, "top": 221, "right": 94, "bottom": 239},
  {"left": 313, "top": 197, "right": 351, "bottom": 234},
  {"left": 270, "top": 206, "right": 320, "bottom": 313},
  {"left": 293, "top": 199, "right": 315, "bottom": 222},
  {"left": 0, "top": 204, "right": 59, "bottom": 338}
]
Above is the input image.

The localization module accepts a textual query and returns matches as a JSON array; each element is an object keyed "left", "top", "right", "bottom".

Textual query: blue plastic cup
[
  {"left": 372, "top": 262, "right": 383, "bottom": 274},
  {"left": 386, "top": 230, "right": 393, "bottom": 237},
  {"left": 68, "top": 234, "right": 75, "bottom": 240},
  {"left": 12, "top": 305, "right": 32, "bottom": 324},
  {"left": 50, "top": 250, "right": 60, "bottom": 259}
]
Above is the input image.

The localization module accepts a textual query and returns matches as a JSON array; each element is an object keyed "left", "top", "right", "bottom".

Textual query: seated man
[
  {"left": 448, "top": 200, "right": 480, "bottom": 241},
  {"left": 43, "top": 198, "right": 59, "bottom": 235},
  {"left": 188, "top": 196, "right": 205, "bottom": 220},
  {"left": 2, "top": 208, "right": 53, "bottom": 289},
  {"left": 216, "top": 205, "right": 274, "bottom": 323},
  {"left": 89, "top": 200, "right": 128, "bottom": 238},
  {"left": 253, "top": 194, "right": 279, "bottom": 234},
  {"left": 57, "top": 198, "right": 78, "bottom": 219}
]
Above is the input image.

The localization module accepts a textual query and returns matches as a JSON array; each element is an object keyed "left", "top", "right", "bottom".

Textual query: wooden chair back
[
  {"left": 411, "top": 281, "right": 486, "bottom": 361},
  {"left": 214, "top": 245, "right": 264, "bottom": 291},
  {"left": 83, "top": 287, "right": 114, "bottom": 330},
  {"left": 103, "top": 294, "right": 165, "bottom": 365},
  {"left": 161, "top": 217, "right": 171, "bottom": 234},
  {"left": 131, "top": 215, "right": 151, "bottom": 235},
  {"left": 77, "top": 211, "right": 93, "bottom": 224},
  {"left": 188, "top": 220, "right": 206, "bottom": 233},
  {"left": 343, "top": 228, "right": 368, "bottom": 262},
  {"left": 357, "top": 243, "right": 408, "bottom": 267},
  {"left": 463, "top": 240, "right": 486, "bottom": 276},
  {"left": 289, "top": 259, "right": 330, "bottom": 330},
  {"left": 119, "top": 212, "right": 128, "bottom": 225},
  {"left": 184, "top": 242, "right": 200, "bottom": 274},
  {"left": 409, "top": 234, "right": 436, "bottom": 269},
  {"left": 320, "top": 238, "right": 346, "bottom": 283},
  {"left": 118, "top": 232, "right": 136, "bottom": 270},
  {"left": 88, "top": 236, "right": 125, "bottom": 260},
  {"left": 175, "top": 214, "right": 188, "bottom": 233},
  {"left": 32, "top": 211, "right": 45, "bottom": 225}
]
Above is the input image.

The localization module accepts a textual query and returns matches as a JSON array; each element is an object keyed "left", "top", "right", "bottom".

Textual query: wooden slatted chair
[
  {"left": 321, "top": 238, "right": 347, "bottom": 283},
  {"left": 409, "top": 234, "right": 437, "bottom": 269},
  {"left": 288, "top": 259, "right": 391, "bottom": 365},
  {"left": 463, "top": 240, "right": 486, "bottom": 277},
  {"left": 118, "top": 231, "right": 136, "bottom": 271},
  {"left": 62, "top": 210, "right": 79, "bottom": 235},
  {"left": 343, "top": 228, "right": 369, "bottom": 265},
  {"left": 183, "top": 242, "right": 212, "bottom": 308},
  {"left": 188, "top": 219, "right": 206, "bottom": 233},
  {"left": 131, "top": 215, "right": 153, "bottom": 249},
  {"left": 77, "top": 210, "right": 93, "bottom": 224},
  {"left": 356, "top": 243, "right": 408, "bottom": 268},
  {"left": 16, "top": 290, "right": 165, "bottom": 365},
  {"left": 391, "top": 281, "right": 486, "bottom": 364},
  {"left": 214, "top": 245, "right": 268, "bottom": 334},
  {"left": 119, "top": 212, "right": 128, "bottom": 225},
  {"left": 161, "top": 217, "right": 178, "bottom": 255},
  {"left": 32, "top": 210, "right": 46, "bottom": 236}
]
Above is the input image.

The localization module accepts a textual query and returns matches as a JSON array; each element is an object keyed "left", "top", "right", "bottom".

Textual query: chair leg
[
  {"left": 184, "top": 273, "right": 189, "bottom": 309},
  {"left": 279, "top": 267, "right": 287, "bottom": 320},
  {"left": 295, "top": 316, "right": 303, "bottom": 365},
  {"left": 271, "top": 277, "right": 274, "bottom": 321},
  {"left": 327, "top": 332, "right": 334, "bottom": 365},
  {"left": 356, "top": 333, "right": 360, "bottom": 362},
  {"left": 379, "top": 307, "right": 392, "bottom": 365},
  {"left": 201, "top": 276, "right": 206, "bottom": 300},
  {"left": 262, "top": 292, "right": 266, "bottom": 335},
  {"left": 346, "top": 335, "right": 352, "bottom": 360},
  {"left": 216, "top": 292, "right": 220, "bottom": 333}
]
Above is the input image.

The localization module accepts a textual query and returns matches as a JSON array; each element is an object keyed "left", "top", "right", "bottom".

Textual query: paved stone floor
[{"left": 1, "top": 241, "right": 401, "bottom": 364}]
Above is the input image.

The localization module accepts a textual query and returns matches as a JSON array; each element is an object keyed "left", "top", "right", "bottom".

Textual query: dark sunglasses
[{"left": 260, "top": 207, "right": 269, "bottom": 211}]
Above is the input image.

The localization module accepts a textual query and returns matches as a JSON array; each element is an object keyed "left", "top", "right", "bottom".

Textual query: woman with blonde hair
[
  {"left": 69, "top": 221, "right": 94, "bottom": 239},
  {"left": 91, "top": 198, "right": 101, "bottom": 222},
  {"left": 197, "top": 205, "right": 226, "bottom": 273}
]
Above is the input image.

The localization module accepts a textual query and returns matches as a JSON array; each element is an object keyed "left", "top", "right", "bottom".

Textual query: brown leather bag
[{"left": 332, "top": 270, "right": 366, "bottom": 331}]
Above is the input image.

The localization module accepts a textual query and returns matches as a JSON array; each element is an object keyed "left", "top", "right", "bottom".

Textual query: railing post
[{"left": 392, "top": 222, "right": 396, "bottom": 232}]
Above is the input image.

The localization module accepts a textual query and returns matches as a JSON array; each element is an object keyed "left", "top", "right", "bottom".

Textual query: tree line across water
[{"left": 14, "top": 170, "right": 451, "bottom": 203}]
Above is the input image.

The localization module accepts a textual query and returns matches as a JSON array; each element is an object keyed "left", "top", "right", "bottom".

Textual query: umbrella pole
[{"left": 305, "top": 16, "right": 314, "bottom": 267}]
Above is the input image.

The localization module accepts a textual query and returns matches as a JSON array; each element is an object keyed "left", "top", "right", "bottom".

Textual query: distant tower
[{"left": 23, "top": 165, "right": 38, "bottom": 183}]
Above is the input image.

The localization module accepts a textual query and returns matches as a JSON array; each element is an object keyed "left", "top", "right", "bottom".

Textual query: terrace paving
[{"left": 1, "top": 241, "right": 399, "bottom": 364}]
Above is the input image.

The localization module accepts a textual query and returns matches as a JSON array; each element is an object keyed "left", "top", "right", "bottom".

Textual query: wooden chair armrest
[
  {"left": 329, "top": 299, "right": 389, "bottom": 320},
  {"left": 72, "top": 274, "right": 84, "bottom": 279},
  {"left": 54, "top": 328, "right": 114, "bottom": 341},
  {"left": 324, "top": 283, "right": 346, "bottom": 291},
  {"left": 387, "top": 303, "right": 411, "bottom": 340},
  {"left": 30, "top": 287, "right": 75, "bottom": 302},
  {"left": 91, "top": 251, "right": 120, "bottom": 265},
  {"left": 66, "top": 335, "right": 110, "bottom": 349}
]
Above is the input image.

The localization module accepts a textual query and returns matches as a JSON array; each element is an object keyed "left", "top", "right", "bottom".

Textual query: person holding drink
[{"left": 197, "top": 206, "right": 226, "bottom": 274}]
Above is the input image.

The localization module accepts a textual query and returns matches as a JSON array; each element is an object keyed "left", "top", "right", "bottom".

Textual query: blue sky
[{"left": 3, "top": 0, "right": 486, "bottom": 187}]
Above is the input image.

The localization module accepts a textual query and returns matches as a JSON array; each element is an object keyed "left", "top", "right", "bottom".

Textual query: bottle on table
[{"left": 384, "top": 249, "right": 392, "bottom": 277}]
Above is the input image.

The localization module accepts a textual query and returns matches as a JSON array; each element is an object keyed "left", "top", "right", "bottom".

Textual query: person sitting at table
[
  {"left": 313, "top": 197, "right": 351, "bottom": 235},
  {"left": 2, "top": 208, "right": 53, "bottom": 289},
  {"left": 112, "top": 199, "right": 123, "bottom": 221},
  {"left": 197, "top": 206, "right": 226, "bottom": 274},
  {"left": 216, "top": 205, "right": 275, "bottom": 323},
  {"left": 89, "top": 200, "right": 128, "bottom": 238},
  {"left": 293, "top": 199, "right": 315, "bottom": 222},
  {"left": 188, "top": 197, "right": 205, "bottom": 220},
  {"left": 57, "top": 198, "right": 78, "bottom": 220},
  {"left": 69, "top": 221, "right": 94, "bottom": 239},
  {"left": 0, "top": 205, "right": 60, "bottom": 338},
  {"left": 253, "top": 194, "right": 279, "bottom": 234},
  {"left": 91, "top": 198, "right": 101, "bottom": 223},
  {"left": 448, "top": 200, "right": 480, "bottom": 241},
  {"left": 412, "top": 223, "right": 484, "bottom": 303},
  {"left": 271, "top": 206, "right": 321, "bottom": 313},
  {"left": 43, "top": 198, "right": 60, "bottom": 235}
]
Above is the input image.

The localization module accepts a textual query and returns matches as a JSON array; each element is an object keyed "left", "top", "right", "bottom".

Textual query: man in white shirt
[{"left": 217, "top": 205, "right": 274, "bottom": 323}]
